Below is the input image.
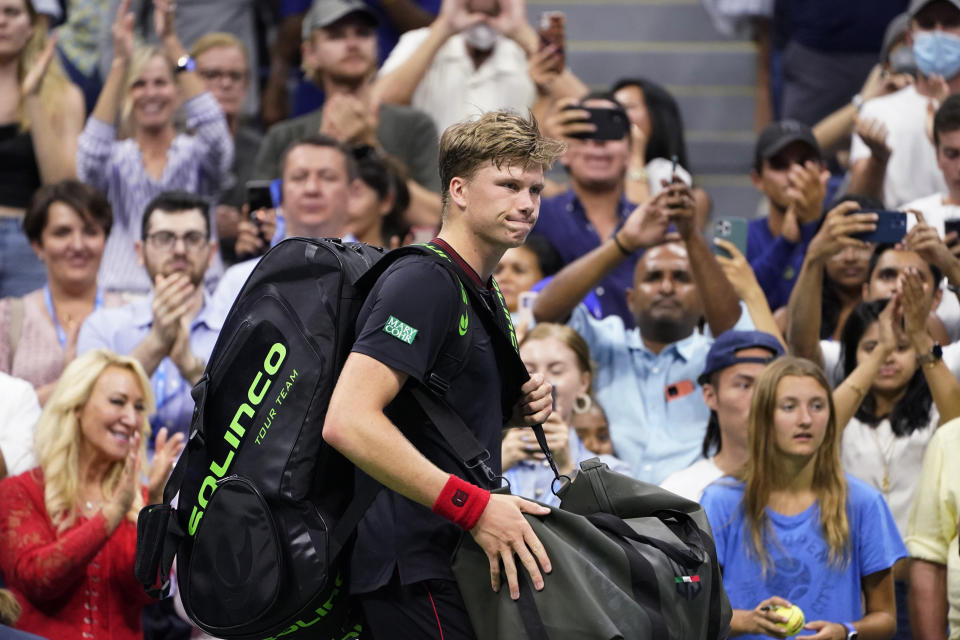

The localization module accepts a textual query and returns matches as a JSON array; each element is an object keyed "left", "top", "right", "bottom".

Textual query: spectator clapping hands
[
  {"left": 437, "top": 0, "right": 487, "bottom": 36},
  {"left": 901, "top": 266, "right": 935, "bottom": 353},
  {"left": 20, "top": 33, "right": 57, "bottom": 98},
  {"left": 904, "top": 209, "right": 960, "bottom": 272},
  {"left": 785, "top": 160, "right": 828, "bottom": 233},
  {"left": 855, "top": 116, "right": 892, "bottom": 164},
  {"left": 111, "top": 0, "right": 134, "bottom": 63},
  {"left": 147, "top": 427, "right": 186, "bottom": 505},
  {"left": 321, "top": 94, "right": 379, "bottom": 146},
  {"left": 486, "top": 0, "right": 533, "bottom": 45}
]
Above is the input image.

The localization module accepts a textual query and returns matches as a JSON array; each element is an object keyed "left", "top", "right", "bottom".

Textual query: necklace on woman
[
  {"left": 79, "top": 488, "right": 104, "bottom": 514},
  {"left": 869, "top": 422, "right": 896, "bottom": 494}
]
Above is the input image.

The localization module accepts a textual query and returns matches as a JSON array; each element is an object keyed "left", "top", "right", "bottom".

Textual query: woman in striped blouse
[{"left": 77, "top": 0, "right": 233, "bottom": 298}]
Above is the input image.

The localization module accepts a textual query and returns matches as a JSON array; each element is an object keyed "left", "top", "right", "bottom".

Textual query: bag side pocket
[{"left": 186, "top": 475, "right": 283, "bottom": 633}]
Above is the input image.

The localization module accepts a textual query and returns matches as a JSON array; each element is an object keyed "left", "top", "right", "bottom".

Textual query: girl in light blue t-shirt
[{"left": 702, "top": 357, "right": 906, "bottom": 639}]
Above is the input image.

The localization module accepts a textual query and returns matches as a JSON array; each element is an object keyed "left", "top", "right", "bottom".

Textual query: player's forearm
[{"left": 324, "top": 392, "right": 448, "bottom": 508}]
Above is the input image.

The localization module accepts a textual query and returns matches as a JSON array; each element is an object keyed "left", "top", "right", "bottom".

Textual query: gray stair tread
[{"left": 526, "top": 2, "right": 733, "bottom": 42}]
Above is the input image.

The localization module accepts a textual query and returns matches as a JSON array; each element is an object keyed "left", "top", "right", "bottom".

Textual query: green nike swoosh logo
[{"left": 458, "top": 313, "right": 468, "bottom": 336}]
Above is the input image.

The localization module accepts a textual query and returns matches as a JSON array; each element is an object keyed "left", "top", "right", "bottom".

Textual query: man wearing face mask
[
  {"left": 374, "top": 0, "right": 576, "bottom": 134},
  {"left": 849, "top": 0, "right": 960, "bottom": 208}
]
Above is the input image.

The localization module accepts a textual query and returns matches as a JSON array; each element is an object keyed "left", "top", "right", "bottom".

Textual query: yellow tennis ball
[{"left": 771, "top": 604, "right": 805, "bottom": 636}]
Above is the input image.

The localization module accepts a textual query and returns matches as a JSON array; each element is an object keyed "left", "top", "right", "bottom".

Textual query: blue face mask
[{"left": 913, "top": 30, "right": 960, "bottom": 79}]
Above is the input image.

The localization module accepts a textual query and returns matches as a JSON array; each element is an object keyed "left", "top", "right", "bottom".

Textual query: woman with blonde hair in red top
[{"left": 0, "top": 348, "right": 182, "bottom": 639}]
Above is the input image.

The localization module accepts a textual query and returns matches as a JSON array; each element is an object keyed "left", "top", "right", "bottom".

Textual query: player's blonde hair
[{"left": 438, "top": 111, "right": 566, "bottom": 214}]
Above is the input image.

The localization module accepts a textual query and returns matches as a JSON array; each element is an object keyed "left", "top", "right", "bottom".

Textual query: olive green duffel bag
[{"left": 452, "top": 457, "right": 731, "bottom": 640}]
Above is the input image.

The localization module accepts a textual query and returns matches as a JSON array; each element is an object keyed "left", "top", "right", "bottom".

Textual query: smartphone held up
[{"left": 538, "top": 11, "right": 565, "bottom": 71}]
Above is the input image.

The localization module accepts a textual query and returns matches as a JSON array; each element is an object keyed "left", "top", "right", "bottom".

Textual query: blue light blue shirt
[
  {"left": 77, "top": 293, "right": 222, "bottom": 443},
  {"left": 702, "top": 475, "right": 907, "bottom": 640},
  {"left": 569, "top": 303, "right": 752, "bottom": 484},
  {"left": 503, "top": 428, "right": 633, "bottom": 507}
]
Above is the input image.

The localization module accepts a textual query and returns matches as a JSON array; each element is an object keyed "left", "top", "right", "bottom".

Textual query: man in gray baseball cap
[
  {"left": 254, "top": 0, "right": 442, "bottom": 205},
  {"left": 301, "top": 0, "right": 379, "bottom": 41}
]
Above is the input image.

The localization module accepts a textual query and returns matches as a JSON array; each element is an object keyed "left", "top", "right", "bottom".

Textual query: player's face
[{"left": 457, "top": 162, "right": 545, "bottom": 251}]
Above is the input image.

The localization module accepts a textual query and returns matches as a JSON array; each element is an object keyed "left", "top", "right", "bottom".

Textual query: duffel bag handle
[{"left": 587, "top": 511, "right": 703, "bottom": 569}]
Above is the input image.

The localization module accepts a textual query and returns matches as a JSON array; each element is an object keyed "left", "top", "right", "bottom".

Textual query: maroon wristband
[{"left": 432, "top": 474, "right": 491, "bottom": 531}]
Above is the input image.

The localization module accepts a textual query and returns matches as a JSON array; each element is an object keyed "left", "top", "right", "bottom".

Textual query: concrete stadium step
[{"left": 528, "top": 0, "right": 727, "bottom": 43}]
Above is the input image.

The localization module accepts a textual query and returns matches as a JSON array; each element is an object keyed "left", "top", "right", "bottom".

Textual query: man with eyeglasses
[
  {"left": 190, "top": 32, "right": 264, "bottom": 266},
  {"left": 77, "top": 191, "right": 221, "bottom": 447},
  {"left": 850, "top": 0, "right": 960, "bottom": 208}
]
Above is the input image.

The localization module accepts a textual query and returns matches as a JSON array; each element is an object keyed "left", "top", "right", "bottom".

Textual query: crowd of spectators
[{"left": 2, "top": 0, "right": 960, "bottom": 638}]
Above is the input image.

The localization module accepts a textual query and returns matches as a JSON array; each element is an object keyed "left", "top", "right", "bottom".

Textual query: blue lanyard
[
  {"left": 44, "top": 285, "right": 104, "bottom": 349},
  {"left": 152, "top": 359, "right": 182, "bottom": 414}
]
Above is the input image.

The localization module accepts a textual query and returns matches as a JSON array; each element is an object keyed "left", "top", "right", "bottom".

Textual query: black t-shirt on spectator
[{"left": 349, "top": 251, "right": 513, "bottom": 593}]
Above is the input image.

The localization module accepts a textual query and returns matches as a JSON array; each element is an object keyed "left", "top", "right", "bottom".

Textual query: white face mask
[{"left": 463, "top": 23, "right": 498, "bottom": 51}]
